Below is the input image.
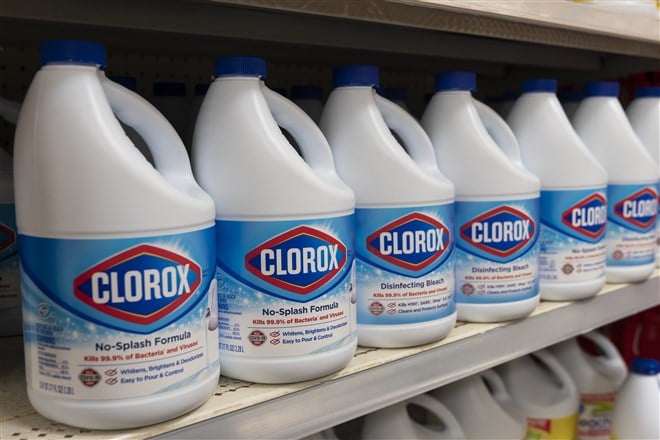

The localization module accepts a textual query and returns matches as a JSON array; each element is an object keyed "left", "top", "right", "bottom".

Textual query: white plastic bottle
[
  {"left": 611, "top": 357, "right": 660, "bottom": 439},
  {"left": 508, "top": 79, "right": 608, "bottom": 301},
  {"left": 320, "top": 65, "right": 456, "bottom": 348},
  {"left": 381, "top": 87, "right": 409, "bottom": 111},
  {"left": 291, "top": 85, "right": 324, "bottom": 124},
  {"left": 14, "top": 40, "right": 219, "bottom": 429},
  {"left": 193, "top": 56, "right": 357, "bottom": 383},
  {"left": 361, "top": 394, "right": 466, "bottom": 439},
  {"left": 627, "top": 86, "right": 660, "bottom": 267},
  {"left": 0, "top": 97, "right": 21, "bottom": 337},
  {"left": 431, "top": 369, "right": 527, "bottom": 439},
  {"left": 498, "top": 349, "right": 580, "bottom": 439},
  {"left": 422, "top": 72, "right": 541, "bottom": 323},
  {"left": 551, "top": 331, "right": 627, "bottom": 440},
  {"left": 573, "top": 81, "right": 659, "bottom": 283}
]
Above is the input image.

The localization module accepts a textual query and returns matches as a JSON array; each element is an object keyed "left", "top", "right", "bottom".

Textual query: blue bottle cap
[
  {"left": 333, "top": 65, "right": 379, "bottom": 88},
  {"left": 40, "top": 40, "right": 107, "bottom": 67},
  {"left": 584, "top": 81, "right": 620, "bottom": 98},
  {"left": 434, "top": 72, "right": 476, "bottom": 92},
  {"left": 632, "top": 358, "right": 660, "bottom": 375},
  {"left": 380, "top": 87, "right": 406, "bottom": 102},
  {"left": 108, "top": 75, "right": 137, "bottom": 92},
  {"left": 635, "top": 86, "right": 660, "bottom": 98},
  {"left": 214, "top": 56, "right": 266, "bottom": 78},
  {"left": 292, "top": 85, "right": 323, "bottom": 100},
  {"left": 153, "top": 82, "right": 186, "bottom": 97},
  {"left": 522, "top": 79, "right": 557, "bottom": 94}
]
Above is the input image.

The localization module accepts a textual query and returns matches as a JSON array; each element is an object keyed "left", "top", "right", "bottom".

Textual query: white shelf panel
[{"left": 2, "top": 272, "right": 658, "bottom": 439}]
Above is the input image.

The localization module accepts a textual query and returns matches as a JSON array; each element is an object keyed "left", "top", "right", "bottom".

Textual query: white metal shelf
[{"left": 2, "top": 273, "right": 658, "bottom": 440}]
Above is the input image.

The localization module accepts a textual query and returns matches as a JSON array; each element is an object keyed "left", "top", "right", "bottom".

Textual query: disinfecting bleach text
[
  {"left": 422, "top": 72, "right": 540, "bottom": 322},
  {"left": 573, "top": 81, "right": 659, "bottom": 282},
  {"left": 507, "top": 79, "right": 608, "bottom": 301},
  {"left": 14, "top": 41, "right": 218, "bottom": 429},
  {"left": 0, "top": 97, "right": 21, "bottom": 336},
  {"left": 320, "top": 65, "right": 456, "bottom": 348},
  {"left": 626, "top": 86, "right": 660, "bottom": 267},
  {"left": 193, "top": 57, "right": 356, "bottom": 383}
]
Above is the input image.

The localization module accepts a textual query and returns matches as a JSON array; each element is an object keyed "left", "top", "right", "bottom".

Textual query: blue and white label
[
  {"left": 606, "top": 183, "right": 658, "bottom": 266},
  {"left": 215, "top": 215, "right": 354, "bottom": 357},
  {"left": 355, "top": 205, "right": 455, "bottom": 325},
  {"left": 0, "top": 204, "right": 20, "bottom": 316},
  {"left": 455, "top": 199, "right": 539, "bottom": 304},
  {"left": 20, "top": 227, "right": 218, "bottom": 400},
  {"left": 539, "top": 189, "right": 607, "bottom": 283}
]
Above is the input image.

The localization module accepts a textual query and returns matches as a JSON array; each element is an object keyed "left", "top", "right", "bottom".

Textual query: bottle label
[
  {"left": 355, "top": 205, "right": 455, "bottom": 325},
  {"left": 216, "top": 215, "right": 354, "bottom": 357},
  {"left": 527, "top": 414, "right": 578, "bottom": 440},
  {"left": 0, "top": 203, "right": 20, "bottom": 312},
  {"left": 455, "top": 199, "right": 540, "bottom": 304},
  {"left": 656, "top": 182, "right": 660, "bottom": 255},
  {"left": 20, "top": 227, "right": 218, "bottom": 400},
  {"left": 606, "top": 183, "right": 658, "bottom": 267},
  {"left": 578, "top": 392, "right": 616, "bottom": 440},
  {"left": 539, "top": 189, "right": 607, "bottom": 283}
]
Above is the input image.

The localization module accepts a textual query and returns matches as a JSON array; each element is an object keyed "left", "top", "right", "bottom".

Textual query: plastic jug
[
  {"left": 193, "top": 56, "right": 356, "bottom": 383},
  {"left": 431, "top": 369, "right": 527, "bottom": 439},
  {"left": 626, "top": 86, "right": 660, "bottom": 267},
  {"left": 572, "top": 81, "right": 659, "bottom": 283},
  {"left": 422, "top": 71, "right": 541, "bottom": 323},
  {"left": 551, "top": 331, "right": 627, "bottom": 440},
  {"left": 381, "top": 87, "right": 409, "bottom": 111},
  {"left": 0, "top": 97, "right": 21, "bottom": 337},
  {"left": 508, "top": 79, "right": 608, "bottom": 301},
  {"left": 498, "top": 349, "right": 580, "bottom": 439},
  {"left": 292, "top": 85, "right": 324, "bottom": 124},
  {"left": 320, "top": 65, "right": 456, "bottom": 348},
  {"left": 611, "top": 357, "right": 660, "bottom": 439},
  {"left": 362, "top": 394, "right": 466, "bottom": 439},
  {"left": 14, "top": 40, "right": 218, "bottom": 429}
]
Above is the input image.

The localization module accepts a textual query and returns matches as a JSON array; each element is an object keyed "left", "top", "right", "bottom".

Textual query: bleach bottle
[
  {"left": 320, "top": 65, "right": 456, "bottom": 348},
  {"left": 507, "top": 79, "right": 608, "bottom": 301},
  {"left": 14, "top": 40, "right": 219, "bottom": 429},
  {"left": 291, "top": 85, "right": 324, "bottom": 124},
  {"left": 498, "top": 349, "right": 580, "bottom": 440},
  {"left": 362, "top": 394, "right": 466, "bottom": 439},
  {"left": 431, "top": 369, "right": 527, "bottom": 439},
  {"left": 627, "top": 86, "right": 660, "bottom": 267},
  {"left": 0, "top": 97, "right": 21, "bottom": 336},
  {"left": 551, "top": 331, "right": 627, "bottom": 440},
  {"left": 422, "top": 72, "right": 540, "bottom": 323},
  {"left": 572, "top": 82, "right": 659, "bottom": 283},
  {"left": 611, "top": 357, "right": 660, "bottom": 439},
  {"left": 193, "top": 57, "right": 356, "bottom": 383}
]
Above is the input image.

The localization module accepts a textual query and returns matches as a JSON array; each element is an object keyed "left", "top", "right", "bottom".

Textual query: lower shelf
[{"left": 1, "top": 272, "right": 658, "bottom": 440}]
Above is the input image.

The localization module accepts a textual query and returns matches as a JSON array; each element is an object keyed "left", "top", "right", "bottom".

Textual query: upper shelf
[
  {"left": 1, "top": 0, "right": 658, "bottom": 69},
  {"left": 2, "top": 273, "right": 658, "bottom": 440}
]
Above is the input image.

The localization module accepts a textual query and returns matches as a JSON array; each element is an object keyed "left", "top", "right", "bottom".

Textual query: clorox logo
[
  {"left": 561, "top": 194, "right": 607, "bottom": 240},
  {"left": 0, "top": 224, "right": 16, "bottom": 251},
  {"left": 245, "top": 226, "right": 347, "bottom": 295},
  {"left": 366, "top": 213, "right": 450, "bottom": 271},
  {"left": 614, "top": 188, "right": 658, "bottom": 230},
  {"left": 460, "top": 206, "right": 535, "bottom": 259},
  {"left": 74, "top": 245, "right": 201, "bottom": 325}
]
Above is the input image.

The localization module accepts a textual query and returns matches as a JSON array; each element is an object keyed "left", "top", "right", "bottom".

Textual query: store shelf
[{"left": 2, "top": 272, "right": 658, "bottom": 440}]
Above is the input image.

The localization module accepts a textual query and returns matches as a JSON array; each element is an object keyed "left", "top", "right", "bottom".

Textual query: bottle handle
[
  {"left": 99, "top": 73, "right": 205, "bottom": 196},
  {"left": 374, "top": 93, "right": 444, "bottom": 179},
  {"left": 581, "top": 331, "right": 628, "bottom": 384},
  {"left": 480, "top": 369, "right": 512, "bottom": 403},
  {"left": 534, "top": 349, "right": 578, "bottom": 396},
  {"left": 408, "top": 394, "right": 464, "bottom": 439},
  {"left": 473, "top": 98, "right": 523, "bottom": 164},
  {"left": 0, "top": 96, "right": 21, "bottom": 125},
  {"left": 261, "top": 83, "right": 348, "bottom": 189}
]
